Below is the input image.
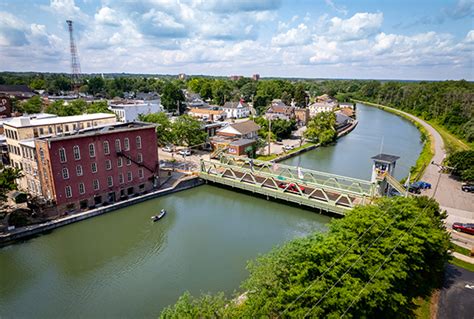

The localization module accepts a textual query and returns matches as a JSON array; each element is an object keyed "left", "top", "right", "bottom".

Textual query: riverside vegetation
[{"left": 160, "top": 196, "right": 451, "bottom": 318}]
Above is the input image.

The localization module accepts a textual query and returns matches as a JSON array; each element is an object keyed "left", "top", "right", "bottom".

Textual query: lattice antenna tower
[{"left": 66, "top": 20, "right": 81, "bottom": 90}]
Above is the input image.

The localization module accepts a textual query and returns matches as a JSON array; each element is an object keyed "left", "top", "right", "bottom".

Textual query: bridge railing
[{"left": 217, "top": 155, "right": 376, "bottom": 197}]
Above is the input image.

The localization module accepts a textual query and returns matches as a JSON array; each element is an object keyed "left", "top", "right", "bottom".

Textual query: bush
[{"left": 8, "top": 209, "right": 29, "bottom": 227}]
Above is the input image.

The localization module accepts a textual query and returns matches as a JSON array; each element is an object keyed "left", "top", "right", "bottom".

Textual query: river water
[{"left": 0, "top": 104, "right": 423, "bottom": 318}]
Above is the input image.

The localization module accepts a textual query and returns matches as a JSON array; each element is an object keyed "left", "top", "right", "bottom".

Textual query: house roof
[
  {"left": 267, "top": 104, "right": 294, "bottom": 114},
  {"left": 189, "top": 108, "right": 224, "bottom": 115},
  {"left": 228, "top": 120, "right": 260, "bottom": 134},
  {"left": 229, "top": 138, "right": 255, "bottom": 146},
  {"left": 335, "top": 112, "right": 351, "bottom": 124},
  {"left": 223, "top": 101, "right": 248, "bottom": 109},
  {"left": 5, "top": 113, "right": 115, "bottom": 128},
  {"left": 0, "top": 85, "right": 34, "bottom": 94},
  {"left": 371, "top": 153, "right": 400, "bottom": 163},
  {"left": 339, "top": 108, "right": 354, "bottom": 117}
]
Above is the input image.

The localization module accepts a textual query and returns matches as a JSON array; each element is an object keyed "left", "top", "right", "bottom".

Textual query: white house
[
  {"left": 216, "top": 120, "right": 260, "bottom": 139},
  {"left": 109, "top": 99, "right": 163, "bottom": 122},
  {"left": 222, "top": 100, "right": 250, "bottom": 119},
  {"left": 308, "top": 102, "right": 337, "bottom": 117}
]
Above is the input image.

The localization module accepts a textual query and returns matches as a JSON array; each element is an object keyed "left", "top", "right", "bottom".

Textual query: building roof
[
  {"left": 371, "top": 153, "right": 400, "bottom": 163},
  {"left": 38, "top": 122, "right": 155, "bottom": 142},
  {"left": 189, "top": 108, "right": 224, "bottom": 115},
  {"left": 5, "top": 113, "right": 115, "bottom": 128},
  {"left": 0, "top": 85, "right": 34, "bottom": 94},
  {"left": 228, "top": 120, "right": 260, "bottom": 134},
  {"left": 229, "top": 138, "right": 255, "bottom": 146},
  {"left": 223, "top": 101, "right": 248, "bottom": 109},
  {"left": 267, "top": 104, "right": 294, "bottom": 114},
  {"left": 19, "top": 139, "right": 35, "bottom": 148}
]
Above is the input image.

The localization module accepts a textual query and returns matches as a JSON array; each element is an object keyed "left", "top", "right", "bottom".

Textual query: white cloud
[
  {"left": 94, "top": 7, "right": 120, "bottom": 26},
  {"left": 325, "top": 0, "right": 348, "bottom": 16},
  {"left": 329, "top": 12, "right": 383, "bottom": 41},
  {"left": 271, "top": 24, "right": 312, "bottom": 47}
]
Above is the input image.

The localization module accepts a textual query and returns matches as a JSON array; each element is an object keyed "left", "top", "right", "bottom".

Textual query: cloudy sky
[{"left": 0, "top": 0, "right": 473, "bottom": 80}]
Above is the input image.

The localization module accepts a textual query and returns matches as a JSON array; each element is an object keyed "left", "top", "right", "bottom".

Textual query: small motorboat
[{"left": 151, "top": 209, "right": 166, "bottom": 222}]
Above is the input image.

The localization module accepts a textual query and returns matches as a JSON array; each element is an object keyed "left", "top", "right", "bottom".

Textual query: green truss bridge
[{"left": 198, "top": 155, "right": 388, "bottom": 215}]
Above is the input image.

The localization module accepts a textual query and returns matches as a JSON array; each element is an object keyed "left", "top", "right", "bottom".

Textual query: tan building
[
  {"left": 295, "top": 108, "right": 310, "bottom": 125},
  {"left": 188, "top": 108, "right": 226, "bottom": 121},
  {"left": 4, "top": 113, "right": 116, "bottom": 193}
]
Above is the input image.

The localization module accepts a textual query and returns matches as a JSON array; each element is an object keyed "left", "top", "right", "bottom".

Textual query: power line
[{"left": 339, "top": 205, "right": 427, "bottom": 318}]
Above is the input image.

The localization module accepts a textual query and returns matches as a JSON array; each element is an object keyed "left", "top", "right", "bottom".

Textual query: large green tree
[
  {"left": 0, "top": 167, "right": 22, "bottom": 203},
  {"left": 161, "top": 81, "right": 185, "bottom": 114},
  {"left": 304, "top": 111, "right": 337, "bottom": 145},
  {"left": 139, "top": 112, "right": 175, "bottom": 146},
  {"left": 45, "top": 99, "right": 87, "bottom": 116},
  {"left": 19, "top": 96, "right": 42, "bottom": 114},
  {"left": 161, "top": 196, "right": 450, "bottom": 318},
  {"left": 172, "top": 115, "right": 207, "bottom": 147}
]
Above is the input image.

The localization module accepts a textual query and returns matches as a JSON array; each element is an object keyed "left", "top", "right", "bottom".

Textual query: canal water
[{"left": 0, "top": 104, "right": 423, "bottom": 318}]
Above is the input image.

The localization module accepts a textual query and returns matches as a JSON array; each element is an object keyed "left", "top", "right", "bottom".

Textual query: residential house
[
  {"left": 188, "top": 107, "right": 226, "bottom": 122},
  {"left": 265, "top": 99, "right": 295, "bottom": 120},
  {"left": 308, "top": 102, "right": 336, "bottom": 117},
  {"left": 222, "top": 100, "right": 250, "bottom": 119},
  {"left": 295, "top": 108, "right": 310, "bottom": 126},
  {"left": 335, "top": 112, "right": 353, "bottom": 129},
  {"left": 35, "top": 122, "right": 158, "bottom": 211},
  {"left": 212, "top": 120, "right": 260, "bottom": 156}
]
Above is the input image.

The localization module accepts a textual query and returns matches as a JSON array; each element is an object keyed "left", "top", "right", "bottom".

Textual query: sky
[{"left": 0, "top": 0, "right": 473, "bottom": 80}]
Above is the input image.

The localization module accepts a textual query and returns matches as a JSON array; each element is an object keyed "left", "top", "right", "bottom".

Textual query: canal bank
[{"left": 0, "top": 175, "right": 203, "bottom": 247}]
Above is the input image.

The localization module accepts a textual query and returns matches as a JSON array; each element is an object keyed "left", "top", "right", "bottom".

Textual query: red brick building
[{"left": 35, "top": 122, "right": 158, "bottom": 211}]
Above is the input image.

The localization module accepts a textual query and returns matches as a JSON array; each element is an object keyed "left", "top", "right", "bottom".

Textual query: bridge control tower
[{"left": 371, "top": 153, "right": 400, "bottom": 196}]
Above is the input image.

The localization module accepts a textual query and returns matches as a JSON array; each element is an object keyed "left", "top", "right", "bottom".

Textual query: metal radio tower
[{"left": 66, "top": 20, "right": 81, "bottom": 90}]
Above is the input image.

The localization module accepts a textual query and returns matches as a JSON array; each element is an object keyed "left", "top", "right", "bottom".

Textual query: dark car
[
  {"left": 461, "top": 184, "right": 474, "bottom": 193},
  {"left": 407, "top": 184, "right": 421, "bottom": 194},
  {"left": 412, "top": 181, "right": 432, "bottom": 189},
  {"left": 452, "top": 223, "right": 474, "bottom": 235},
  {"left": 278, "top": 182, "right": 305, "bottom": 193}
]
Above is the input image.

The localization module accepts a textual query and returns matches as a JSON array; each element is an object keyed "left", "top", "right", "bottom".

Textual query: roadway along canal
[{"left": 0, "top": 103, "right": 423, "bottom": 318}]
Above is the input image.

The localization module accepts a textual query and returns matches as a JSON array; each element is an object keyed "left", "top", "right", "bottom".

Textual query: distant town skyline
[{"left": 0, "top": 0, "right": 473, "bottom": 80}]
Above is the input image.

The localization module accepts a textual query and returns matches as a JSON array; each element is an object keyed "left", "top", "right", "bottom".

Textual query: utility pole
[{"left": 267, "top": 117, "right": 271, "bottom": 156}]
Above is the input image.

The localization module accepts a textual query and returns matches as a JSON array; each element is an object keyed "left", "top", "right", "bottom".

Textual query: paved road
[
  {"left": 379, "top": 106, "right": 473, "bottom": 242},
  {"left": 437, "top": 264, "right": 474, "bottom": 319}
]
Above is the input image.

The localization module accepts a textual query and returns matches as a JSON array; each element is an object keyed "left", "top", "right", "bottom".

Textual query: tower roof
[{"left": 371, "top": 153, "right": 400, "bottom": 163}]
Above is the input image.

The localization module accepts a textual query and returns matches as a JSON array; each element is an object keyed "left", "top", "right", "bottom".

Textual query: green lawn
[
  {"left": 450, "top": 258, "right": 474, "bottom": 272},
  {"left": 427, "top": 120, "right": 472, "bottom": 155},
  {"left": 452, "top": 244, "right": 472, "bottom": 256}
]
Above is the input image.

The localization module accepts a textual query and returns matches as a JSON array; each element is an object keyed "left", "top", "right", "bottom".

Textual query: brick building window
[
  {"left": 73, "top": 145, "right": 81, "bottom": 160},
  {"left": 76, "top": 165, "right": 83, "bottom": 176},
  {"left": 65, "top": 186, "right": 72, "bottom": 198},
  {"left": 124, "top": 138, "right": 130, "bottom": 151},
  {"left": 103, "top": 141, "right": 110, "bottom": 155},
  {"left": 127, "top": 171, "right": 132, "bottom": 182},
  {"left": 117, "top": 157, "right": 123, "bottom": 167},
  {"left": 89, "top": 143, "right": 95, "bottom": 157},
  {"left": 39, "top": 148, "right": 45, "bottom": 162},
  {"left": 138, "top": 168, "right": 144, "bottom": 179},
  {"left": 137, "top": 153, "right": 143, "bottom": 163},
  {"left": 126, "top": 158, "right": 131, "bottom": 166},
  {"left": 91, "top": 162, "right": 97, "bottom": 173},
  {"left": 62, "top": 168, "right": 69, "bottom": 179},
  {"left": 93, "top": 179, "right": 99, "bottom": 190},
  {"left": 119, "top": 173, "right": 124, "bottom": 184},
  {"left": 136, "top": 136, "right": 142, "bottom": 149},
  {"left": 59, "top": 148, "right": 67, "bottom": 163},
  {"left": 105, "top": 159, "right": 112, "bottom": 170},
  {"left": 107, "top": 176, "right": 113, "bottom": 187},
  {"left": 115, "top": 139, "right": 121, "bottom": 152},
  {"left": 79, "top": 183, "right": 85, "bottom": 194}
]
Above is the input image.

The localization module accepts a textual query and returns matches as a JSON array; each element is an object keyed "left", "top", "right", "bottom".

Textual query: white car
[
  {"left": 283, "top": 145, "right": 295, "bottom": 151},
  {"left": 162, "top": 145, "right": 173, "bottom": 152},
  {"left": 178, "top": 149, "right": 191, "bottom": 156}
]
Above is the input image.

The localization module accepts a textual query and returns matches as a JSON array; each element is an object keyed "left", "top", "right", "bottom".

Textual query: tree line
[{"left": 160, "top": 196, "right": 451, "bottom": 318}]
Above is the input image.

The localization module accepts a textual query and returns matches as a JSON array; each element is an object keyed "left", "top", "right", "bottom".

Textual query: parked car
[
  {"left": 461, "top": 184, "right": 474, "bottom": 192},
  {"left": 452, "top": 222, "right": 474, "bottom": 235},
  {"left": 411, "top": 181, "right": 432, "bottom": 189},
  {"left": 178, "top": 149, "right": 192, "bottom": 156},
  {"left": 388, "top": 188, "right": 402, "bottom": 197},
  {"left": 162, "top": 145, "right": 173, "bottom": 152},
  {"left": 407, "top": 184, "right": 421, "bottom": 194},
  {"left": 278, "top": 182, "right": 305, "bottom": 193},
  {"left": 283, "top": 145, "right": 295, "bottom": 151}
]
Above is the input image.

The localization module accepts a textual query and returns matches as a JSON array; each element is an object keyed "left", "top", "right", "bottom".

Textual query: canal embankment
[{"left": 0, "top": 175, "right": 203, "bottom": 246}]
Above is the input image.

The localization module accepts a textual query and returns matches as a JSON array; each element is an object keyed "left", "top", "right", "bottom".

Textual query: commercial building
[
  {"left": 109, "top": 99, "right": 162, "bottom": 122},
  {"left": 3, "top": 113, "right": 116, "bottom": 193},
  {"left": 35, "top": 122, "right": 158, "bottom": 211}
]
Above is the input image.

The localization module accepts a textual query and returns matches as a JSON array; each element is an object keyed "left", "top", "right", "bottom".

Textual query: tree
[
  {"left": 30, "top": 78, "right": 46, "bottom": 90},
  {"left": 304, "top": 112, "right": 336, "bottom": 145},
  {"left": 161, "top": 81, "right": 185, "bottom": 114},
  {"left": 446, "top": 150, "right": 474, "bottom": 182},
  {"left": 172, "top": 115, "right": 207, "bottom": 147},
  {"left": 293, "top": 82, "right": 307, "bottom": 107},
  {"left": 85, "top": 101, "right": 113, "bottom": 114},
  {"left": 212, "top": 80, "right": 232, "bottom": 105},
  {"left": 161, "top": 196, "right": 450, "bottom": 318},
  {"left": 87, "top": 77, "right": 105, "bottom": 96},
  {"left": 139, "top": 112, "right": 175, "bottom": 146},
  {"left": 0, "top": 167, "right": 22, "bottom": 203},
  {"left": 45, "top": 99, "right": 86, "bottom": 116},
  {"left": 20, "top": 96, "right": 42, "bottom": 114},
  {"left": 240, "top": 82, "right": 257, "bottom": 102}
]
